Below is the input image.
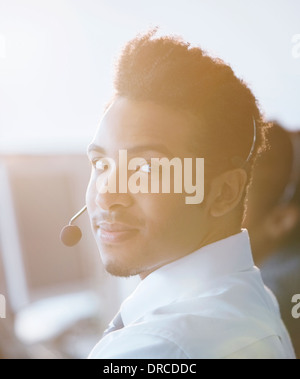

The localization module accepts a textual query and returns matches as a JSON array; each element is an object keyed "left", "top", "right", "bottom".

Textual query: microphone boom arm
[{"left": 69, "top": 205, "right": 87, "bottom": 225}]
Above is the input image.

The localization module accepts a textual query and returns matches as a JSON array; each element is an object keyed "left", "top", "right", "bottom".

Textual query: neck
[
  {"left": 140, "top": 223, "right": 241, "bottom": 280},
  {"left": 199, "top": 225, "right": 241, "bottom": 250}
]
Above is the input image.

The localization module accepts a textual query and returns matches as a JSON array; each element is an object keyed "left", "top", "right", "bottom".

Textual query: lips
[
  {"left": 95, "top": 222, "right": 139, "bottom": 243},
  {"left": 98, "top": 222, "right": 137, "bottom": 232}
]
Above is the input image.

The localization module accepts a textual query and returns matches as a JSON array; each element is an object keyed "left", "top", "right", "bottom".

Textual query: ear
[
  {"left": 263, "top": 204, "right": 300, "bottom": 239},
  {"left": 208, "top": 169, "right": 248, "bottom": 218}
]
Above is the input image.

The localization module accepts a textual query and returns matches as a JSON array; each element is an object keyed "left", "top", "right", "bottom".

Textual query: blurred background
[{"left": 0, "top": 0, "right": 299, "bottom": 359}]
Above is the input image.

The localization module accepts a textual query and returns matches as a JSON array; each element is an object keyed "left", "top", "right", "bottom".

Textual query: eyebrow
[{"left": 87, "top": 143, "right": 174, "bottom": 157}]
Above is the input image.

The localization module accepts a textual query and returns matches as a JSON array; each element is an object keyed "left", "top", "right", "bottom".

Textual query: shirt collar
[{"left": 120, "top": 229, "right": 254, "bottom": 326}]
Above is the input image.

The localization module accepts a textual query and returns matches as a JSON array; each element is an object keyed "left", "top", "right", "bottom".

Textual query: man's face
[{"left": 86, "top": 96, "right": 208, "bottom": 278}]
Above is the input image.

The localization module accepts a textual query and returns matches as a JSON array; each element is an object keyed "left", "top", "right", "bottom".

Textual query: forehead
[{"left": 92, "top": 97, "right": 202, "bottom": 156}]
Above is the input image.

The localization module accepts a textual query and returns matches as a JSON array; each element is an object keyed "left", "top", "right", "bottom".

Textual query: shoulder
[
  {"left": 89, "top": 315, "right": 292, "bottom": 359},
  {"left": 89, "top": 326, "right": 190, "bottom": 359},
  {"left": 89, "top": 272, "right": 293, "bottom": 359}
]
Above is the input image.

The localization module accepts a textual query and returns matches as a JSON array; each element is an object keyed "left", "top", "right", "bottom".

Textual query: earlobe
[{"left": 209, "top": 169, "right": 248, "bottom": 218}]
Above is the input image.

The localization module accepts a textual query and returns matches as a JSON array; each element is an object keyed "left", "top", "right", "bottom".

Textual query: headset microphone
[{"left": 60, "top": 205, "right": 87, "bottom": 246}]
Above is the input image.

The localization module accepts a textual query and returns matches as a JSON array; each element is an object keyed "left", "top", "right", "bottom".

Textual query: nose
[
  {"left": 96, "top": 190, "right": 133, "bottom": 211},
  {"left": 95, "top": 165, "right": 133, "bottom": 210}
]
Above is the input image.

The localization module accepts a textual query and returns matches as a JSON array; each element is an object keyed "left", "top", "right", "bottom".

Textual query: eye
[
  {"left": 93, "top": 158, "right": 109, "bottom": 173},
  {"left": 139, "top": 163, "right": 151, "bottom": 173}
]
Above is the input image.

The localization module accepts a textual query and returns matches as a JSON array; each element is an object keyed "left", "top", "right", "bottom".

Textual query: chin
[
  {"left": 97, "top": 246, "right": 140, "bottom": 277},
  {"left": 104, "top": 260, "right": 143, "bottom": 278}
]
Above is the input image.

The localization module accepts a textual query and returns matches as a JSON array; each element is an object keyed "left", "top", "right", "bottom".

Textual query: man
[
  {"left": 244, "top": 123, "right": 300, "bottom": 358},
  {"left": 86, "top": 30, "right": 295, "bottom": 359}
]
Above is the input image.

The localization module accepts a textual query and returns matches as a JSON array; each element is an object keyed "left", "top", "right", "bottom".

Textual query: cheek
[{"left": 139, "top": 193, "right": 195, "bottom": 236}]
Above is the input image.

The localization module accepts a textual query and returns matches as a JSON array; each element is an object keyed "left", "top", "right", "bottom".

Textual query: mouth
[{"left": 95, "top": 222, "right": 139, "bottom": 244}]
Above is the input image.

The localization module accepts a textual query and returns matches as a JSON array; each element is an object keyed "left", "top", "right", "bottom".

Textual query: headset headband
[{"left": 231, "top": 117, "right": 257, "bottom": 168}]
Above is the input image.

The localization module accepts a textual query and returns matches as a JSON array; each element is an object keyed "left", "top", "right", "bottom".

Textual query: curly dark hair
[{"left": 112, "top": 29, "right": 270, "bottom": 216}]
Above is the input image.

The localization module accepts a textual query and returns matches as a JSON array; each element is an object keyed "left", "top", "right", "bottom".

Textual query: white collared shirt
[{"left": 89, "top": 230, "right": 296, "bottom": 359}]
